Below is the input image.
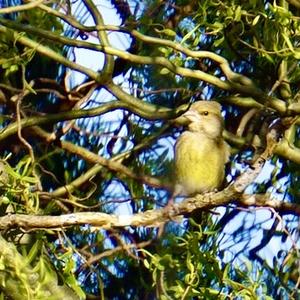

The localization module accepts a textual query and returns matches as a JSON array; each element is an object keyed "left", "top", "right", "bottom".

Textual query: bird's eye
[{"left": 202, "top": 111, "right": 209, "bottom": 116}]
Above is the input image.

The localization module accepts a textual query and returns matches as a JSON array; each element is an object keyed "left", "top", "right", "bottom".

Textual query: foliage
[
  {"left": 0, "top": 0, "right": 299, "bottom": 299},
  {"left": 143, "top": 220, "right": 274, "bottom": 299}
]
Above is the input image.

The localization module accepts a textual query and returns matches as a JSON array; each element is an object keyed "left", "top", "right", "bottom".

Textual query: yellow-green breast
[{"left": 175, "top": 131, "right": 228, "bottom": 196}]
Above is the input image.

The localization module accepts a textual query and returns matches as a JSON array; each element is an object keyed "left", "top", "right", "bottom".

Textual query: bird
[{"left": 173, "top": 101, "right": 230, "bottom": 197}]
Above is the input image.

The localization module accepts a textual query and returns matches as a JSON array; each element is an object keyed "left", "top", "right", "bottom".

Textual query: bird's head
[{"left": 182, "top": 101, "right": 224, "bottom": 139}]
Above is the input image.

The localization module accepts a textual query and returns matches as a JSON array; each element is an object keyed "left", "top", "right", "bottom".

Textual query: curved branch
[
  {"left": 31, "top": 126, "right": 170, "bottom": 191},
  {"left": 0, "top": 19, "right": 287, "bottom": 113},
  {"left": 105, "top": 82, "right": 186, "bottom": 117},
  {"left": 0, "top": 128, "right": 288, "bottom": 231},
  {"left": 0, "top": 101, "right": 125, "bottom": 142},
  {"left": 0, "top": 18, "right": 230, "bottom": 90},
  {"left": 0, "top": 0, "right": 44, "bottom": 14},
  {"left": 0, "top": 25, "right": 99, "bottom": 80},
  {"left": 43, "top": 124, "right": 171, "bottom": 198},
  {"left": 0, "top": 100, "right": 177, "bottom": 142},
  {"left": 275, "top": 139, "right": 300, "bottom": 164},
  {"left": 83, "top": 0, "right": 115, "bottom": 80}
]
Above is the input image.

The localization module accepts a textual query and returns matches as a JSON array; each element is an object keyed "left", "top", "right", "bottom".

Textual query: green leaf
[
  {"left": 26, "top": 240, "right": 41, "bottom": 264},
  {"left": 252, "top": 15, "right": 260, "bottom": 26},
  {"left": 160, "top": 67, "right": 170, "bottom": 75},
  {"left": 213, "top": 36, "right": 224, "bottom": 47},
  {"left": 181, "top": 24, "right": 201, "bottom": 44},
  {"left": 155, "top": 28, "right": 177, "bottom": 37},
  {"left": 234, "top": 6, "right": 242, "bottom": 22},
  {"left": 158, "top": 47, "right": 171, "bottom": 55},
  {"left": 144, "top": 259, "right": 150, "bottom": 269}
]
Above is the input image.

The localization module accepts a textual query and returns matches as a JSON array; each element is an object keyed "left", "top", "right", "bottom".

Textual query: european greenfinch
[{"left": 174, "top": 101, "right": 230, "bottom": 197}]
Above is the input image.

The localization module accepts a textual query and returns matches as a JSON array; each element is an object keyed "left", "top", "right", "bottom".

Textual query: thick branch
[
  {"left": 1, "top": 131, "right": 294, "bottom": 231},
  {"left": 274, "top": 138, "right": 300, "bottom": 164},
  {"left": 1, "top": 185, "right": 299, "bottom": 231},
  {"left": 0, "top": 188, "right": 239, "bottom": 230}
]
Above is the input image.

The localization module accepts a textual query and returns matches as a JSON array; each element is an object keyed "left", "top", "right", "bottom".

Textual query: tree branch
[
  {"left": 0, "top": 100, "right": 177, "bottom": 142},
  {"left": 0, "top": 25, "right": 99, "bottom": 80},
  {"left": 0, "top": 18, "right": 289, "bottom": 113},
  {"left": 41, "top": 124, "right": 171, "bottom": 199},
  {"left": 31, "top": 126, "right": 170, "bottom": 191},
  {"left": 83, "top": 0, "right": 115, "bottom": 80},
  {"left": 1, "top": 185, "right": 299, "bottom": 231},
  {"left": 0, "top": 0, "right": 44, "bottom": 14},
  {"left": 238, "top": 194, "right": 300, "bottom": 216},
  {"left": 1, "top": 129, "right": 297, "bottom": 231}
]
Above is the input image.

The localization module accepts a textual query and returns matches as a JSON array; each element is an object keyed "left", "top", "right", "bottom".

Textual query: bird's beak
[
  {"left": 172, "top": 109, "right": 200, "bottom": 127},
  {"left": 182, "top": 110, "right": 200, "bottom": 123}
]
